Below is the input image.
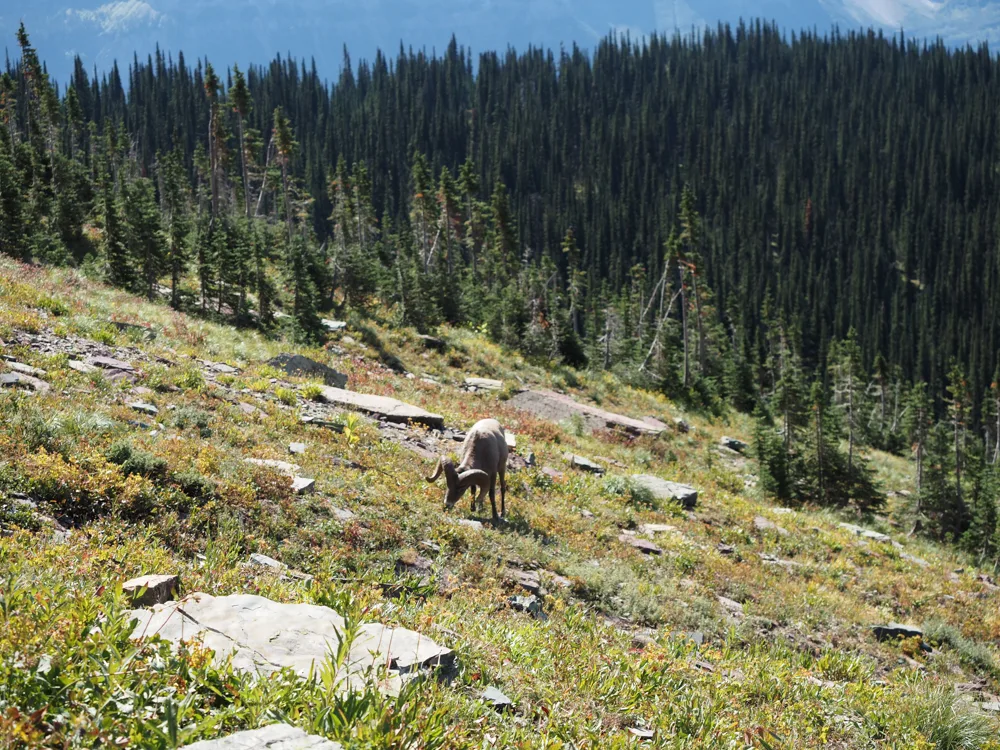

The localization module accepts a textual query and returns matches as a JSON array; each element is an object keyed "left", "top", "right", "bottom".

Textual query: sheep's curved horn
[
  {"left": 458, "top": 469, "right": 490, "bottom": 490},
  {"left": 426, "top": 457, "right": 444, "bottom": 483}
]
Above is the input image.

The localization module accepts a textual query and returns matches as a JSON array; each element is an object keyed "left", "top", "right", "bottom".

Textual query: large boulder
[
  {"left": 317, "top": 387, "right": 444, "bottom": 429},
  {"left": 182, "top": 725, "right": 342, "bottom": 750},
  {"left": 509, "top": 389, "right": 663, "bottom": 436},
  {"left": 129, "top": 593, "right": 453, "bottom": 693},
  {"left": 267, "top": 354, "right": 347, "bottom": 388},
  {"left": 630, "top": 475, "right": 698, "bottom": 509}
]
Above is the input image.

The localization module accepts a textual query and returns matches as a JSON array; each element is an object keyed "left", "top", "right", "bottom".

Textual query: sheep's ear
[
  {"left": 457, "top": 469, "right": 490, "bottom": 490},
  {"left": 426, "top": 458, "right": 444, "bottom": 483}
]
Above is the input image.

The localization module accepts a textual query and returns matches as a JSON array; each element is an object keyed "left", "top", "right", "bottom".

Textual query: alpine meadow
[{"left": 3, "top": 17, "right": 1000, "bottom": 749}]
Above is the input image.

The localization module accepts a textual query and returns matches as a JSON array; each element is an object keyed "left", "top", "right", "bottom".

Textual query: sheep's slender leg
[
  {"left": 488, "top": 474, "right": 499, "bottom": 523},
  {"left": 499, "top": 466, "right": 507, "bottom": 518}
]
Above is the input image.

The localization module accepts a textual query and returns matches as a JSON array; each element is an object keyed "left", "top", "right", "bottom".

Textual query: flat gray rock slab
[
  {"left": 481, "top": 686, "right": 514, "bottom": 711},
  {"left": 6, "top": 361, "right": 47, "bottom": 377},
  {"left": 840, "top": 523, "right": 891, "bottom": 543},
  {"left": 85, "top": 355, "right": 134, "bottom": 371},
  {"left": 322, "top": 320, "right": 347, "bottom": 331},
  {"left": 289, "top": 443, "right": 306, "bottom": 455},
  {"left": 0, "top": 372, "right": 49, "bottom": 393},
  {"left": 318, "top": 387, "right": 444, "bottom": 429},
  {"left": 130, "top": 594, "right": 454, "bottom": 692},
  {"left": 566, "top": 454, "right": 605, "bottom": 474},
  {"left": 123, "top": 574, "right": 179, "bottom": 607},
  {"left": 620, "top": 534, "right": 663, "bottom": 555},
  {"left": 182, "top": 724, "right": 342, "bottom": 750},
  {"left": 509, "top": 389, "right": 663, "bottom": 436},
  {"left": 291, "top": 477, "right": 316, "bottom": 495},
  {"left": 631, "top": 475, "right": 698, "bottom": 509},
  {"left": 465, "top": 377, "right": 503, "bottom": 391},
  {"left": 129, "top": 402, "right": 159, "bottom": 416},
  {"left": 68, "top": 359, "right": 98, "bottom": 374},
  {"left": 268, "top": 354, "right": 347, "bottom": 388}
]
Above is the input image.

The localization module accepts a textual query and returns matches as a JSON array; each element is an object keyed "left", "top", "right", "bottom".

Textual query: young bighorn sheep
[{"left": 426, "top": 418, "right": 508, "bottom": 522}]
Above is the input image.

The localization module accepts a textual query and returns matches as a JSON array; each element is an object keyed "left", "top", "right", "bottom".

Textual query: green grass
[{"left": 1, "top": 257, "right": 1000, "bottom": 748}]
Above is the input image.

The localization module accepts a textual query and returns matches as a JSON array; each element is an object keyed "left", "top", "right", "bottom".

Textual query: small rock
[
  {"left": 720, "top": 436, "right": 748, "bottom": 453},
  {"left": 754, "top": 515, "right": 789, "bottom": 536},
  {"left": 331, "top": 506, "right": 356, "bottom": 522},
  {"left": 620, "top": 534, "right": 663, "bottom": 555},
  {"left": 85, "top": 355, "right": 134, "bottom": 371},
  {"left": 457, "top": 519, "right": 484, "bottom": 531},
  {"left": 840, "top": 523, "right": 891, "bottom": 543},
  {"left": 673, "top": 418, "right": 690, "bottom": 433},
  {"left": 508, "top": 594, "right": 546, "bottom": 620},
  {"left": 289, "top": 442, "right": 307, "bottom": 455},
  {"left": 420, "top": 540, "right": 442, "bottom": 554},
  {"left": 628, "top": 728, "right": 655, "bottom": 740},
  {"left": 542, "top": 467, "right": 565, "bottom": 481},
  {"left": 580, "top": 509, "right": 595, "bottom": 518},
  {"left": 481, "top": 686, "right": 514, "bottom": 712},
  {"left": 342, "top": 336, "right": 356, "bottom": 345},
  {"left": 631, "top": 475, "right": 698, "bottom": 509},
  {"left": 872, "top": 623, "right": 923, "bottom": 641},
  {"left": 238, "top": 402, "right": 263, "bottom": 416},
  {"left": 717, "top": 543, "right": 736, "bottom": 555},
  {"left": 396, "top": 553, "right": 434, "bottom": 577},
  {"left": 123, "top": 574, "right": 179, "bottom": 607},
  {"left": 322, "top": 319, "right": 347, "bottom": 331},
  {"left": 565, "top": 454, "right": 605, "bottom": 475},
  {"left": 249, "top": 553, "right": 285, "bottom": 570},
  {"left": 129, "top": 402, "right": 159, "bottom": 416},
  {"left": 506, "top": 568, "right": 543, "bottom": 595},
  {"left": 717, "top": 596, "right": 744, "bottom": 616},
  {"left": 526, "top": 451, "right": 536, "bottom": 467},
  {"left": 982, "top": 702, "right": 1000, "bottom": 713},
  {"left": 209, "top": 362, "right": 239, "bottom": 375},
  {"left": 67, "top": 360, "right": 97, "bottom": 374},
  {"left": 291, "top": 477, "right": 316, "bottom": 495}
]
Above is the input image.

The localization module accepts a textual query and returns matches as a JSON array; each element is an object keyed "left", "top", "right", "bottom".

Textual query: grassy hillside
[{"left": 2, "top": 257, "right": 1000, "bottom": 749}]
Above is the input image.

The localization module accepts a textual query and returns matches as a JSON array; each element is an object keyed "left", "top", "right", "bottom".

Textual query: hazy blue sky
[{"left": 4, "top": 0, "right": 1000, "bottom": 84}]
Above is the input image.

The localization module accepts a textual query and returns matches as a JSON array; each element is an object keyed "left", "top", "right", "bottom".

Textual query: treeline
[{"left": 3, "top": 23, "right": 1000, "bottom": 560}]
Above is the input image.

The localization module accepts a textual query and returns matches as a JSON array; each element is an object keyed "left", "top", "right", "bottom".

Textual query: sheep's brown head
[{"left": 426, "top": 456, "right": 490, "bottom": 509}]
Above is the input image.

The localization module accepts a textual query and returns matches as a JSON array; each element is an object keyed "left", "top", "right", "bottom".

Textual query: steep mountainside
[{"left": 2, "top": 258, "right": 1000, "bottom": 748}]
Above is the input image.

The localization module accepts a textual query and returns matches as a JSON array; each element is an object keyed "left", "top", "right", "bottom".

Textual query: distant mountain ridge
[{"left": 5, "top": 0, "right": 999, "bottom": 84}]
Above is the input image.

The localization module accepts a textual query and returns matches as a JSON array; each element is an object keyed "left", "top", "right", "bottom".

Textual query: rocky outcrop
[
  {"left": 317, "top": 387, "right": 444, "bottom": 429},
  {"left": 465, "top": 377, "right": 503, "bottom": 392},
  {"left": 508, "top": 389, "right": 664, "bottom": 436},
  {"left": 182, "top": 725, "right": 342, "bottom": 750},
  {"left": 129, "top": 593, "right": 454, "bottom": 693}
]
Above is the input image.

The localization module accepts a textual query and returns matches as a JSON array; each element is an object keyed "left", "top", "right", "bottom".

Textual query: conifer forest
[{"left": 4, "top": 20, "right": 1000, "bottom": 562}]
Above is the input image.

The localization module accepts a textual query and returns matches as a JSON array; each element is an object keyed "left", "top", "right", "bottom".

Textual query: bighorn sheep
[{"left": 426, "top": 418, "right": 508, "bottom": 522}]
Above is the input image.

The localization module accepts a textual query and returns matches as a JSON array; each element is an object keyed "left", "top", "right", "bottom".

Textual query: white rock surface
[
  {"left": 129, "top": 594, "right": 454, "bottom": 692},
  {"left": 182, "top": 724, "right": 342, "bottom": 750}
]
